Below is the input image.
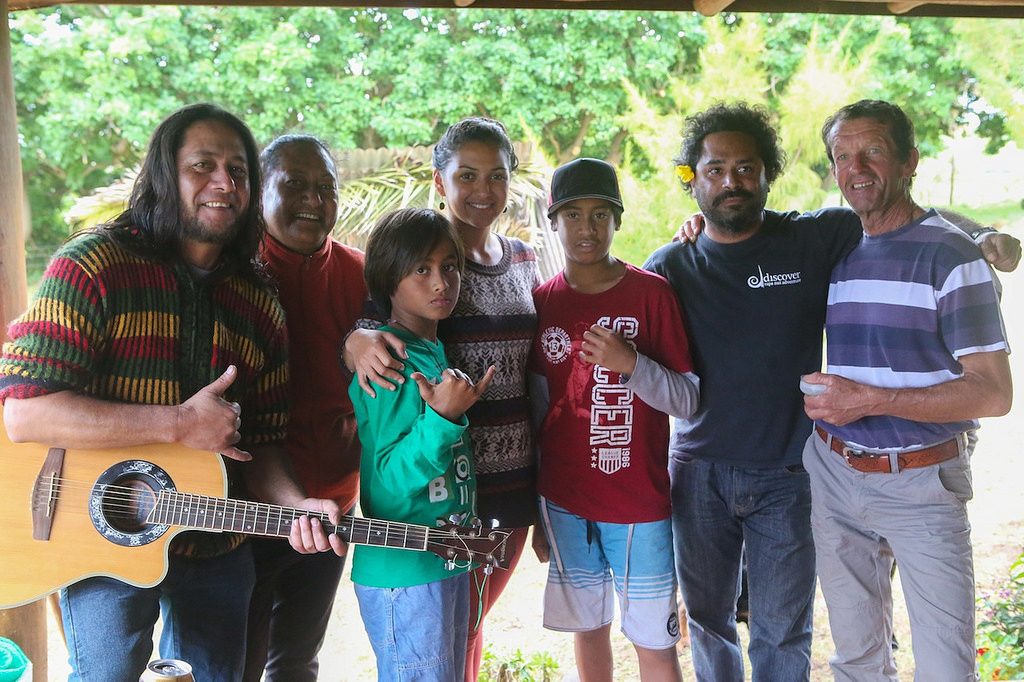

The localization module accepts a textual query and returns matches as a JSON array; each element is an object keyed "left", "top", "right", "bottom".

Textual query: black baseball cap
[{"left": 547, "top": 158, "right": 625, "bottom": 219}]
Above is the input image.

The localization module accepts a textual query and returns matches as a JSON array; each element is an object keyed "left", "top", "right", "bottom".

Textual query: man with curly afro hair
[
  {"left": 646, "top": 101, "right": 1018, "bottom": 682},
  {"left": 646, "top": 102, "right": 864, "bottom": 682}
]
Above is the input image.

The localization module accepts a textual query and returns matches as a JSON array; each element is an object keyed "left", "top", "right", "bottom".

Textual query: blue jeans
[
  {"left": 355, "top": 573, "right": 470, "bottom": 681},
  {"left": 60, "top": 542, "right": 255, "bottom": 682},
  {"left": 671, "top": 456, "right": 815, "bottom": 682},
  {"left": 243, "top": 538, "right": 348, "bottom": 682}
]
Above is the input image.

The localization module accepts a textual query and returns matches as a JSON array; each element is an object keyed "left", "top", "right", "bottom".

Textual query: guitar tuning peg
[
  {"left": 482, "top": 562, "right": 494, "bottom": 576},
  {"left": 445, "top": 560, "right": 456, "bottom": 571},
  {"left": 489, "top": 518, "right": 499, "bottom": 528},
  {"left": 446, "top": 512, "right": 471, "bottom": 527}
]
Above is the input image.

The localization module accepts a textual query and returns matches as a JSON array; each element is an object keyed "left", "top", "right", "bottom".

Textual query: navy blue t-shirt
[{"left": 644, "top": 207, "right": 861, "bottom": 468}]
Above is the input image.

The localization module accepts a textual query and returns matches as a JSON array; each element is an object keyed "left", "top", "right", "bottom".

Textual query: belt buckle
[
  {"left": 840, "top": 446, "right": 864, "bottom": 467},
  {"left": 842, "top": 446, "right": 901, "bottom": 473}
]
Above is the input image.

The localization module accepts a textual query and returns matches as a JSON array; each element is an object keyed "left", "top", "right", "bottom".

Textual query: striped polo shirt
[{"left": 823, "top": 209, "right": 1009, "bottom": 451}]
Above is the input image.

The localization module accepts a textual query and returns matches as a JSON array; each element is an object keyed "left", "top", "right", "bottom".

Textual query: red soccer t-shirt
[{"left": 530, "top": 263, "right": 693, "bottom": 523}]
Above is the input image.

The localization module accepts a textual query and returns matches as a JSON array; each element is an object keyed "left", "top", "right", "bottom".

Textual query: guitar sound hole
[
  {"left": 90, "top": 459, "right": 173, "bottom": 547},
  {"left": 101, "top": 476, "right": 158, "bottom": 533}
]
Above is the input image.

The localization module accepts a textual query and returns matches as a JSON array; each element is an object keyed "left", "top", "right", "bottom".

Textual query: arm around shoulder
[
  {"left": 938, "top": 210, "right": 1021, "bottom": 272},
  {"left": 342, "top": 327, "right": 408, "bottom": 398}
]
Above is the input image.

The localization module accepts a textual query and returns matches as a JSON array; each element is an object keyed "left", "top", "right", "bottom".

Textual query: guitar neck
[{"left": 148, "top": 491, "right": 430, "bottom": 551}]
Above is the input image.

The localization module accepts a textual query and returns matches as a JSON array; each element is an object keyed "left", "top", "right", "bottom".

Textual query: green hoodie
[{"left": 349, "top": 326, "right": 477, "bottom": 588}]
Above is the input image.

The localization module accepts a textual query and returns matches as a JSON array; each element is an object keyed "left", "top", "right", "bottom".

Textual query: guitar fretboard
[{"left": 148, "top": 491, "right": 430, "bottom": 551}]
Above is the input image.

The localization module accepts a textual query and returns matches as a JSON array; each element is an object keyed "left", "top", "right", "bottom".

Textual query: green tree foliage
[
  {"left": 758, "top": 14, "right": 978, "bottom": 159},
  {"left": 8, "top": 7, "right": 1020, "bottom": 250},
  {"left": 613, "top": 14, "right": 877, "bottom": 259},
  {"left": 612, "top": 10, "right": 1007, "bottom": 263},
  {"left": 955, "top": 18, "right": 1024, "bottom": 152},
  {"left": 9, "top": 7, "right": 702, "bottom": 244}
]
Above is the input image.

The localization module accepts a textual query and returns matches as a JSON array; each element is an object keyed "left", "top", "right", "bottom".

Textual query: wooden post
[
  {"left": 0, "top": 2, "right": 46, "bottom": 680},
  {"left": 0, "top": 605, "right": 46, "bottom": 681},
  {"left": 1, "top": 0, "right": 28, "bottom": 327}
]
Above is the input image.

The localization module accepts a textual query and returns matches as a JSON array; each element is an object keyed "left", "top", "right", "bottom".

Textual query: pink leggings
[{"left": 464, "top": 526, "right": 530, "bottom": 681}]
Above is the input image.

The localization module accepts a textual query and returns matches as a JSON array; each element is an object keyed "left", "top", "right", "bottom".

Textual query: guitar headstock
[{"left": 426, "top": 523, "right": 517, "bottom": 570}]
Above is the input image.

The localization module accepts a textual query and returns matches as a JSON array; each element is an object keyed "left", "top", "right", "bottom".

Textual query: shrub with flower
[{"left": 977, "top": 551, "right": 1024, "bottom": 680}]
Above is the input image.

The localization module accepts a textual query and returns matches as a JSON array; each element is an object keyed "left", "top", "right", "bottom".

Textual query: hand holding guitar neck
[
  {"left": 290, "top": 509, "right": 347, "bottom": 556},
  {"left": 0, "top": 415, "right": 518, "bottom": 609}
]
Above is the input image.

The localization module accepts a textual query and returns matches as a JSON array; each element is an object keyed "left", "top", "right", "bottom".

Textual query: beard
[
  {"left": 181, "top": 213, "right": 241, "bottom": 246},
  {"left": 698, "top": 188, "right": 767, "bottom": 237}
]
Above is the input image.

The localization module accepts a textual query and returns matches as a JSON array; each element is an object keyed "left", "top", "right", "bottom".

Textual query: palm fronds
[
  {"left": 333, "top": 153, "right": 564, "bottom": 280},
  {"left": 62, "top": 147, "right": 565, "bottom": 280}
]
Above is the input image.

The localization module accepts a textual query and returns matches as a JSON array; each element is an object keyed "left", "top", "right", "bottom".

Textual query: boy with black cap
[{"left": 529, "top": 158, "right": 700, "bottom": 681}]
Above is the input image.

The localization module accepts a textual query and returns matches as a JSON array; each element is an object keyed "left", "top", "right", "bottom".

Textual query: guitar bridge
[{"left": 31, "top": 447, "right": 66, "bottom": 541}]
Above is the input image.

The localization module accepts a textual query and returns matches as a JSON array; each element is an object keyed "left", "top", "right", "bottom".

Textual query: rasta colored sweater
[{"left": 0, "top": 231, "right": 290, "bottom": 557}]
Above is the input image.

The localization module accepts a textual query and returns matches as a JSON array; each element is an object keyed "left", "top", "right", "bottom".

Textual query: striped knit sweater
[{"left": 1, "top": 231, "right": 289, "bottom": 556}]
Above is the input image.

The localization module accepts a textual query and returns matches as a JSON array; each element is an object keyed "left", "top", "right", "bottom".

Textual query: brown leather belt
[{"left": 815, "top": 426, "right": 960, "bottom": 474}]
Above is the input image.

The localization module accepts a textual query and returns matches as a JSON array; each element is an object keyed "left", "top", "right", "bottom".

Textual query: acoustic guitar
[{"left": 0, "top": 414, "right": 514, "bottom": 610}]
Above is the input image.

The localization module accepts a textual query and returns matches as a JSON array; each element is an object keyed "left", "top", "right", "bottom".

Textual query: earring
[{"left": 439, "top": 200, "right": 445, "bottom": 210}]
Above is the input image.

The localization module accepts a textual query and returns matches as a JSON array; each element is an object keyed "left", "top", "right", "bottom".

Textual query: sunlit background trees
[{"left": 9, "top": 8, "right": 1024, "bottom": 269}]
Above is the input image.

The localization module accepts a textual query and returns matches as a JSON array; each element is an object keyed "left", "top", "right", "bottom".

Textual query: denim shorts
[
  {"left": 539, "top": 498, "right": 680, "bottom": 649},
  {"left": 354, "top": 572, "right": 470, "bottom": 681}
]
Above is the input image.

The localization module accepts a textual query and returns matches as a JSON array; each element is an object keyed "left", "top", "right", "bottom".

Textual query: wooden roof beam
[
  {"left": 889, "top": 2, "right": 926, "bottom": 11},
  {"left": 830, "top": 0, "right": 1024, "bottom": 13},
  {"left": 695, "top": 0, "right": 737, "bottom": 15}
]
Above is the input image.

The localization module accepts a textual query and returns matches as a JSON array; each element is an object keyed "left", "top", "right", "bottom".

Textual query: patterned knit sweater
[
  {"left": 437, "top": 235, "right": 540, "bottom": 528},
  {"left": 0, "top": 231, "right": 290, "bottom": 557}
]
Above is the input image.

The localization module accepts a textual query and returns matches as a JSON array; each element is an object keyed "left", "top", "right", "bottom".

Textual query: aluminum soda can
[{"left": 140, "top": 659, "right": 195, "bottom": 681}]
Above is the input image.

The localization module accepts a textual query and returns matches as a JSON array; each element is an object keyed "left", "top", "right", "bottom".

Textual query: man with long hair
[{"left": 0, "top": 103, "right": 341, "bottom": 681}]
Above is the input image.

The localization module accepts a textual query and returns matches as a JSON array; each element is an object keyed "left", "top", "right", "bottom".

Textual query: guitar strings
[
  {"left": 35, "top": 476, "right": 513, "bottom": 569},
  {"left": 32, "top": 476, "right": 498, "bottom": 544}
]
